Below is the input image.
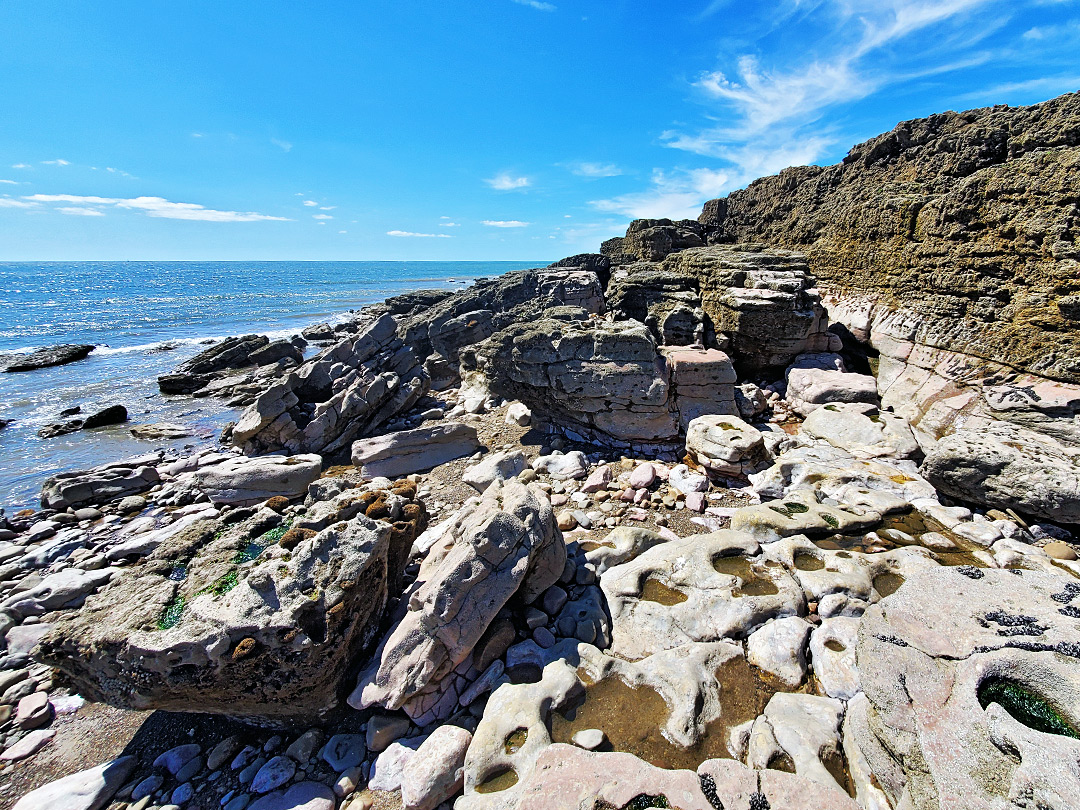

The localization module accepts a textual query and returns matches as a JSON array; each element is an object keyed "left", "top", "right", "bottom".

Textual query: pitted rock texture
[
  {"left": 857, "top": 566, "right": 1080, "bottom": 810},
  {"left": 697, "top": 92, "right": 1080, "bottom": 385},
  {"left": 232, "top": 313, "right": 428, "bottom": 456},
  {"left": 36, "top": 484, "right": 423, "bottom": 726},
  {"left": 350, "top": 479, "right": 565, "bottom": 717}
]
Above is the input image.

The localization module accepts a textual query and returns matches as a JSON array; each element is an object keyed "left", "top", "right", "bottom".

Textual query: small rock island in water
[{"left": 2, "top": 94, "right": 1080, "bottom": 810}]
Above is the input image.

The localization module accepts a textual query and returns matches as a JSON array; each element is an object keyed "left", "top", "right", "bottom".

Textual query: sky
[{"left": 1, "top": 0, "right": 1078, "bottom": 261}]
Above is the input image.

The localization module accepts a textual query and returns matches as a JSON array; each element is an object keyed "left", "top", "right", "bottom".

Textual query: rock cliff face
[{"left": 695, "top": 93, "right": 1080, "bottom": 386}]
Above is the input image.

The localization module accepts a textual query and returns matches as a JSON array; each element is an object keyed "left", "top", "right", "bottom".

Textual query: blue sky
[{"left": 1, "top": 0, "right": 1078, "bottom": 261}]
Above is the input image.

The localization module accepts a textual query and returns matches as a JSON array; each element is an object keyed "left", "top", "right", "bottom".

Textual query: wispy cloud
[
  {"left": 0, "top": 179, "right": 18, "bottom": 185},
  {"left": 439, "top": 221, "right": 461, "bottom": 227},
  {"left": 482, "top": 220, "right": 530, "bottom": 228},
  {"left": 57, "top": 206, "right": 106, "bottom": 217},
  {"left": 303, "top": 200, "right": 318, "bottom": 207},
  {"left": 41, "top": 159, "right": 71, "bottom": 166},
  {"left": 485, "top": 173, "right": 531, "bottom": 190},
  {"left": 271, "top": 138, "right": 293, "bottom": 152},
  {"left": 11, "top": 163, "right": 31, "bottom": 170},
  {"left": 592, "top": 168, "right": 733, "bottom": 219},
  {"left": 387, "top": 229, "right": 454, "bottom": 238},
  {"left": 511, "top": 0, "right": 557, "bottom": 10},
  {"left": 0, "top": 197, "right": 38, "bottom": 208},
  {"left": 569, "top": 162, "right": 625, "bottom": 178},
  {"left": 23, "top": 194, "right": 291, "bottom": 222},
  {"left": 602, "top": 0, "right": 1015, "bottom": 219},
  {"left": 313, "top": 213, "right": 334, "bottom": 220},
  {"left": 319, "top": 206, "right": 336, "bottom": 210}
]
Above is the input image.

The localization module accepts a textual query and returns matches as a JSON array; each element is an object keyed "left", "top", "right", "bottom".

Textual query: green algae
[
  {"left": 157, "top": 594, "right": 186, "bottom": 630},
  {"left": 978, "top": 678, "right": 1080, "bottom": 739}
]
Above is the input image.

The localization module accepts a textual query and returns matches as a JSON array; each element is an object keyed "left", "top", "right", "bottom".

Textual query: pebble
[
  {"left": 208, "top": 735, "right": 244, "bottom": 770},
  {"left": 238, "top": 756, "right": 267, "bottom": 785},
  {"left": 285, "top": 729, "right": 323, "bottom": 763},
  {"left": 571, "top": 728, "right": 605, "bottom": 750},
  {"left": 154, "top": 743, "right": 202, "bottom": 776},
  {"left": 132, "top": 774, "right": 164, "bottom": 801},
  {"left": 540, "top": 585, "right": 568, "bottom": 615},
  {"left": 0, "top": 728, "right": 54, "bottom": 760},
  {"left": 247, "top": 782, "right": 335, "bottom": 810},
  {"left": 172, "top": 781, "right": 195, "bottom": 804},
  {"left": 224, "top": 794, "right": 252, "bottom": 810},
  {"left": 366, "top": 714, "right": 412, "bottom": 753},
  {"left": 251, "top": 755, "right": 296, "bottom": 793},
  {"left": 14, "top": 691, "right": 52, "bottom": 729},
  {"left": 321, "top": 734, "right": 367, "bottom": 771},
  {"left": 1044, "top": 541, "right": 1078, "bottom": 561},
  {"left": 556, "top": 511, "right": 577, "bottom": 531},
  {"left": 533, "top": 626, "right": 556, "bottom": 648},
  {"left": 175, "top": 754, "right": 204, "bottom": 783},
  {"left": 334, "top": 765, "right": 362, "bottom": 798}
]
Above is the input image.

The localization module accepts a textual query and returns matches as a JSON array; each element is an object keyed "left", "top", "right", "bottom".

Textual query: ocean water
[{"left": 0, "top": 260, "right": 544, "bottom": 512}]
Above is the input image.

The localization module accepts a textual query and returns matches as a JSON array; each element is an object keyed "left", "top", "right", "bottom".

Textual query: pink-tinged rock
[
  {"left": 400, "top": 725, "right": 472, "bottom": 810},
  {"left": 633, "top": 488, "right": 648, "bottom": 504},
  {"left": 1, "top": 729, "right": 55, "bottom": 761},
  {"left": 619, "top": 488, "right": 635, "bottom": 502},
  {"left": 658, "top": 527, "right": 680, "bottom": 542},
  {"left": 627, "top": 508, "right": 648, "bottom": 521},
  {"left": 15, "top": 691, "right": 52, "bottom": 729},
  {"left": 628, "top": 464, "right": 657, "bottom": 489},
  {"left": 685, "top": 492, "right": 707, "bottom": 512},
  {"left": 369, "top": 736, "right": 428, "bottom": 791},
  {"left": 580, "top": 465, "right": 612, "bottom": 493}
]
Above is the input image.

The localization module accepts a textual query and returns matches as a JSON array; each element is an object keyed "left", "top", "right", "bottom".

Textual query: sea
[{"left": 0, "top": 260, "right": 546, "bottom": 513}]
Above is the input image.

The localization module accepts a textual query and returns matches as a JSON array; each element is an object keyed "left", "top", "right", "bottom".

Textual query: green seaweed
[
  {"left": 978, "top": 678, "right": 1080, "bottom": 738},
  {"left": 199, "top": 569, "right": 239, "bottom": 597},
  {"left": 822, "top": 513, "right": 840, "bottom": 528},
  {"left": 158, "top": 594, "right": 186, "bottom": 630},
  {"left": 783, "top": 502, "right": 810, "bottom": 514},
  {"left": 233, "top": 520, "right": 293, "bottom": 565}
]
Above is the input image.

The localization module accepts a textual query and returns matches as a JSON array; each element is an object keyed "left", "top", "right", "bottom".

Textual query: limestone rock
[
  {"left": 179, "top": 453, "right": 322, "bottom": 506},
  {"left": 41, "top": 456, "right": 162, "bottom": 510},
  {"left": 463, "top": 450, "right": 527, "bottom": 493},
  {"left": 11, "top": 756, "right": 135, "bottom": 810},
  {"left": 350, "top": 479, "right": 564, "bottom": 719},
  {"left": 785, "top": 355, "right": 879, "bottom": 418},
  {"left": 923, "top": 422, "right": 1080, "bottom": 523},
  {"left": 801, "top": 402, "right": 919, "bottom": 459},
  {"left": 2, "top": 343, "right": 95, "bottom": 372},
  {"left": 400, "top": 725, "right": 472, "bottom": 810},
  {"left": 233, "top": 314, "right": 429, "bottom": 455},
  {"left": 685, "top": 415, "right": 768, "bottom": 478},
  {"left": 857, "top": 566, "right": 1080, "bottom": 809},
  {"left": 745, "top": 616, "right": 813, "bottom": 688},
  {"left": 351, "top": 423, "right": 481, "bottom": 479},
  {"left": 38, "top": 498, "right": 408, "bottom": 726}
]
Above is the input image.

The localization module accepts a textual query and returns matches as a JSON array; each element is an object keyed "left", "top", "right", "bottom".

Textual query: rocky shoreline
[{"left": 1, "top": 95, "right": 1079, "bottom": 810}]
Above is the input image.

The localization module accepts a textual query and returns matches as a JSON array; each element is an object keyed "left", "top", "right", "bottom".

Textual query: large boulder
[
  {"left": 37, "top": 483, "right": 424, "bottom": 725},
  {"left": 350, "top": 479, "right": 565, "bottom": 723},
  {"left": 922, "top": 423, "right": 1080, "bottom": 523},
  {"left": 856, "top": 566, "right": 1080, "bottom": 809},
  {"left": 178, "top": 453, "right": 322, "bottom": 506},
  {"left": 685, "top": 414, "right": 769, "bottom": 478},
  {"left": 41, "top": 455, "right": 162, "bottom": 510},
  {"left": 11, "top": 756, "right": 136, "bottom": 810},
  {"left": 351, "top": 423, "right": 482, "bottom": 479},
  {"left": 232, "top": 314, "right": 428, "bottom": 456},
  {"left": 157, "top": 334, "right": 272, "bottom": 394}
]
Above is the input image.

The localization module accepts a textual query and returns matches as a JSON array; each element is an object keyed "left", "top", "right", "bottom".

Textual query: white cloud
[
  {"left": 303, "top": 200, "right": 318, "bottom": 206},
  {"left": 591, "top": 168, "right": 734, "bottom": 219},
  {"left": 320, "top": 206, "right": 336, "bottom": 210},
  {"left": 512, "top": 0, "right": 556, "bottom": 10},
  {"left": 0, "top": 197, "right": 38, "bottom": 208},
  {"left": 191, "top": 132, "right": 204, "bottom": 138},
  {"left": 387, "top": 230, "right": 454, "bottom": 238},
  {"left": 439, "top": 221, "right": 461, "bottom": 227},
  {"left": 11, "top": 163, "right": 31, "bottom": 170},
  {"left": 271, "top": 138, "right": 293, "bottom": 152},
  {"left": 57, "top": 207, "right": 106, "bottom": 217},
  {"left": 41, "top": 159, "right": 71, "bottom": 166},
  {"left": 482, "top": 220, "right": 530, "bottom": 228},
  {"left": 569, "top": 162, "right": 624, "bottom": 178},
  {"left": 485, "top": 173, "right": 531, "bottom": 190},
  {"left": 313, "top": 214, "right": 334, "bottom": 220},
  {"left": 23, "top": 194, "right": 291, "bottom": 222},
  {"left": 339, "top": 230, "right": 347, "bottom": 234},
  {"left": 0, "top": 179, "right": 17, "bottom": 185}
]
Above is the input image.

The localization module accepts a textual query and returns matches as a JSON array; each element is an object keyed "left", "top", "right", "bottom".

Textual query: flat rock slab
[
  {"left": 11, "top": 755, "right": 135, "bottom": 810},
  {"left": 352, "top": 423, "right": 481, "bottom": 479},
  {"left": 2, "top": 343, "right": 95, "bottom": 372},
  {"left": 182, "top": 453, "right": 322, "bottom": 506}
]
